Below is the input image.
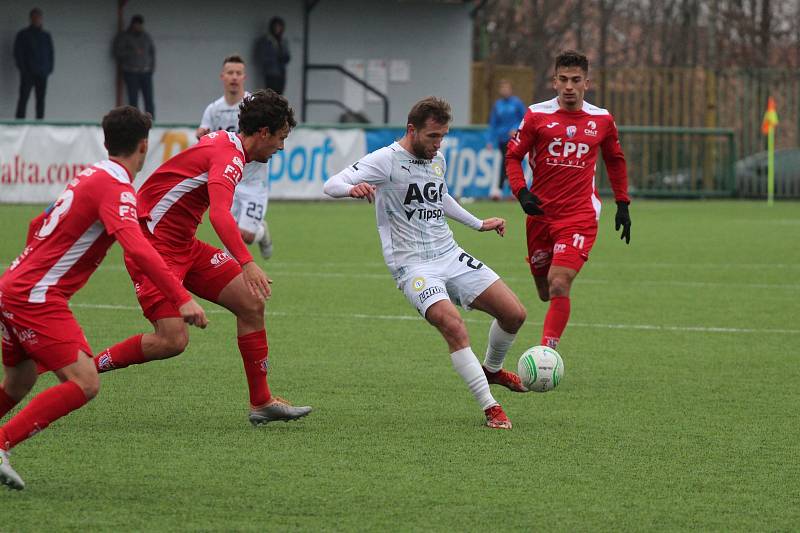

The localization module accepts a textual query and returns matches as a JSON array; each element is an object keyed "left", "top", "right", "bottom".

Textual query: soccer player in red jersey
[
  {"left": 0, "top": 106, "right": 207, "bottom": 490},
  {"left": 506, "top": 51, "right": 632, "bottom": 350},
  {"left": 92, "top": 89, "right": 311, "bottom": 426}
]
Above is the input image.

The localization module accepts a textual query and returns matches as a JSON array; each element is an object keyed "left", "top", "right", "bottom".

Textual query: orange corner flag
[{"left": 761, "top": 96, "right": 779, "bottom": 135}]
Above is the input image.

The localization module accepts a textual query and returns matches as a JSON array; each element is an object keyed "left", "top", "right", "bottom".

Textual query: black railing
[
  {"left": 304, "top": 64, "right": 389, "bottom": 124},
  {"left": 301, "top": 0, "right": 389, "bottom": 123}
]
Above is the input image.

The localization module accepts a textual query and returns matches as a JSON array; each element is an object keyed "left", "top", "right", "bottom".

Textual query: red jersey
[
  {"left": 506, "top": 98, "right": 629, "bottom": 219},
  {"left": 0, "top": 160, "right": 189, "bottom": 306},
  {"left": 137, "top": 131, "right": 253, "bottom": 265}
]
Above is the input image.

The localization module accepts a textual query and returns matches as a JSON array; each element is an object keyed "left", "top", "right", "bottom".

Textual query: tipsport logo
[{"left": 403, "top": 182, "right": 445, "bottom": 222}]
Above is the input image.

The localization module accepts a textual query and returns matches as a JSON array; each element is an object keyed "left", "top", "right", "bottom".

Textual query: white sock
[
  {"left": 450, "top": 347, "right": 497, "bottom": 410},
  {"left": 483, "top": 320, "right": 517, "bottom": 373},
  {"left": 253, "top": 222, "right": 265, "bottom": 243}
]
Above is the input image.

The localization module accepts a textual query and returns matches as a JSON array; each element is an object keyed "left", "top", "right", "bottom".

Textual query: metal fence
[
  {"left": 594, "top": 67, "right": 800, "bottom": 158},
  {"left": 597, "top": 126, "right": 737, "bottom": 198}
]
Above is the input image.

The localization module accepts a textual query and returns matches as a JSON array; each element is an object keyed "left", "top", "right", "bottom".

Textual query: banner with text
[{"left": 0, "top": 124, "right": 516, "bottom": 203}]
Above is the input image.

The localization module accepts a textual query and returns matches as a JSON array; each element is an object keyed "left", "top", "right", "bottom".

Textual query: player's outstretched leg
[
  {"left": 215, "top": 273, "right": 311, "bottom": 425},
  {"left": 0, "top": 352, "right": 97, "bottom": 490},
  {"left": 540, "top": 266, "right": 577, "bottom": 349},
  {"left": 0, "top": 360, "right": 37, "bottom": 420},
  {"left": 470, "top": 280, "right": 528, "bottom": 392},
  {"left": 94, "top": 319, "right": 189, "bottom": 373},
  {"left": 425, "top": 300, "right": 510, "bottom": 429}
]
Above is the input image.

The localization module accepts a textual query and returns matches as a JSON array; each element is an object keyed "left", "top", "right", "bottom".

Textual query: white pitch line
[
  {"left": 67, "top": 302, "right": 800, "bottom": 335},
  {"left": 71, "top": 266, "right": 797, "bottom": 291},
  {"left": 35, "top": 264, "right": 794, "bottom": 290}
]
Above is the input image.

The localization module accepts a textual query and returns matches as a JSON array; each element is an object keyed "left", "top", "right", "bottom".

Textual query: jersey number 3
[{"left": 37, "top": 189, "right": 75, "bottom": 239}]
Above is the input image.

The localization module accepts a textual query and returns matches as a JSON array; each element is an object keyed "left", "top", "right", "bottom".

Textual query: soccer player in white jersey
[
  {"left": 324, "top": 97, "right": 528, "bottom": 430},
  {"left": 196, "top": 55, "right": 273, "bottom": 259}
]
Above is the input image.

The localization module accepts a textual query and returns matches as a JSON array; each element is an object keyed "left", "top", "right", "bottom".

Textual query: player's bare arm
[
  {"left": 195, "top": 127, "right": 210, "bottom": 139},
  {"left": 480, "top": 217, "right": 506, "bottom": 237}
]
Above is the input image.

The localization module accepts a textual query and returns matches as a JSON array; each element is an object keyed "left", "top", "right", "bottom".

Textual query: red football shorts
[
  {"left": 125, "top": 237, "right": 242, "bottom": 321},
  {"left": 525, "top": 214, "right": 598, "bottom": 277},
  {"left": 0, "top": 297, "right": 91, "bottom": 371}
]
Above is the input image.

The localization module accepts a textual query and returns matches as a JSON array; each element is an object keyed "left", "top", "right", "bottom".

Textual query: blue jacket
[
  {"left": 14, "top": 25, "right": 54, "bottom": 77},
  {"left": 487, "top": 96, "right": 527, "bottom": 146}
]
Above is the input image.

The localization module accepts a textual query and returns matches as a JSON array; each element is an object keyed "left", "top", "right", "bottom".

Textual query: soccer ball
[{"left": 517, "top": 346, "right": 564, "bottom": 392}]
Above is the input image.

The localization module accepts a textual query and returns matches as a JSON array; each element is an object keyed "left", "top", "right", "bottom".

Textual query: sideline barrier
[{"left": 0, "top": 122, "right": 519, "bottom": 203}]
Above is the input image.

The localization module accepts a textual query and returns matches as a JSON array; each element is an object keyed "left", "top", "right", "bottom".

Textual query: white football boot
[
  {"left": 249, "top": 397, "right": 311, "bottom": 426},
  {"left": 0, "top": 449, "right": 25, "bottom": 490}
]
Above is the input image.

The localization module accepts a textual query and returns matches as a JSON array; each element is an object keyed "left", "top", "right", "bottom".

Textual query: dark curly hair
[
  {"left": 238, "top": 89, "right": 296, "bottom": 135},
  {"left": 407, "top": 96, "right": 451, "bottom": 129},
  {"left": 555, "top": 50, "right": 589, "bottom": 74},
  {"left": 102, "top": 106, "right": 152, "bottom": 156}
]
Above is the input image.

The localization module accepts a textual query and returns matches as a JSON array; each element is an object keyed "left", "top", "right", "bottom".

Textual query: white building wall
[{"left": 0, "top": 0, "right": 472, "bottom": 125}]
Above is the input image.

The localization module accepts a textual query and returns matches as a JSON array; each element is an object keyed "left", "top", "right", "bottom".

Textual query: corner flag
[
  {"left": 761, "top": 97, "right": 779, "bottom": 206},
  {"left": 761, "top": 96, "right": 779, "bottom": 134}
]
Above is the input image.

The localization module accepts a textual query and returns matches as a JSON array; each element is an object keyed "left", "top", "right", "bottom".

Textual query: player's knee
[
  {"left": 2, "top": 378, "right": 35, "bottom": 402},
  {"left": 439, "top": 314, "right": 467, "bottom": 344},
  {"left": 75, "top": 373, "right": 100, "bottom": 400},
  {"left": 156, "top": 330, "right": 189, "bottom": 358},
  {"left": 237, "top": 297, "right": 265, "bottom": 325},
  {"left": 549, "top": 277, "right": 571, "bottom": 297},
  {"left": 240, "top": 230, "right": 255, "bottom": 244},
  {"left": 536, "top": 287, "right": 550, "bottom": 302},
  {"left": 502, "top": 304, "right": 527, "bottom": 333}
]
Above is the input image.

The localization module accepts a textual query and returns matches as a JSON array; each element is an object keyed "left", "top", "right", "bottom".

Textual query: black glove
[
  {"left": 615, "top": 201, "right": 631, "bottom": 244},
  {"left": 516, "top": 188, "right": 544, "bottom": 216}
]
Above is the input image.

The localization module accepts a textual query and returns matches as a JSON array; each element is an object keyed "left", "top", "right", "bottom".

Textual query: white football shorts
[
  {"left": 399, "top": 247, "right": 500, "bottom": 317},
  {"left": 231, "top": 185, "right": 269, "bottom": 234}
]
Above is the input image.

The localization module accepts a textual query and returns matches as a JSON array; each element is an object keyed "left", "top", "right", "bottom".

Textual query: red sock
[
  {"left": 541, "top": 295, "right": 571, "bottom": 349},
  {"left": 0, "top": 388, "right": 19, "bottom": 420},
  {"left": 94, "top": 334, "right": 144, "bottom": 373},
  {"left": 238, "top": 330, "right": 272, "bottom": 408},
  {"left": 0, "top": 380, "right": 87, "bottom": 451}
]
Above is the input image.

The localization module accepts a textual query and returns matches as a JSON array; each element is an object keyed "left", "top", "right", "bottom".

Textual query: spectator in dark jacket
[
  {"left": 14, "top": 8, "right": 54, "bottom": 119},
  {"left": 254, "top": 17, "right": 290, "bottom": 94},
  {"left": 113, "top": 15, "right": 156, "bottom": 118}
]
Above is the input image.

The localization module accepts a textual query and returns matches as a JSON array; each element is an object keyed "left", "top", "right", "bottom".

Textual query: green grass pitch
[{"left": 1, "top": 200, "right": 799, "bottom": 531}]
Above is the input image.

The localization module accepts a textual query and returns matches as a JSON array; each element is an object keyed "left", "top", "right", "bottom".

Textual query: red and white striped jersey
[
  {"left": 136, "top": 131, "right": 253, "bottom": 264},
  {"left": 506, "top": 98, "right": 629, "bottom": 219},
  {"left": 1, "top": 160, "right": 143, "bottom": 304}
]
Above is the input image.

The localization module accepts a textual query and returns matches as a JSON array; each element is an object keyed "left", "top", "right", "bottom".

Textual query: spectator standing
[
  {"left": 254, "top": 17, "right": 290, "bottom": 94},
  {"left": 113, "top": 15, "right": 156, "bottom": 118},
  {"left": 14, "top": 7, "right": 54, "bottom": 120},
  {"left": 486, "top": 80, "right": 527, "bottom": 199}
]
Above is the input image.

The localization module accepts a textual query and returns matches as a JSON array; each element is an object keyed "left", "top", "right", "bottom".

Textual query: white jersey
[
  {"left": 199, "top": 92, "right": 268, "bottom": 190},
  {"left": 328, "top": 142, "right": 480, "bottom": 279}
]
